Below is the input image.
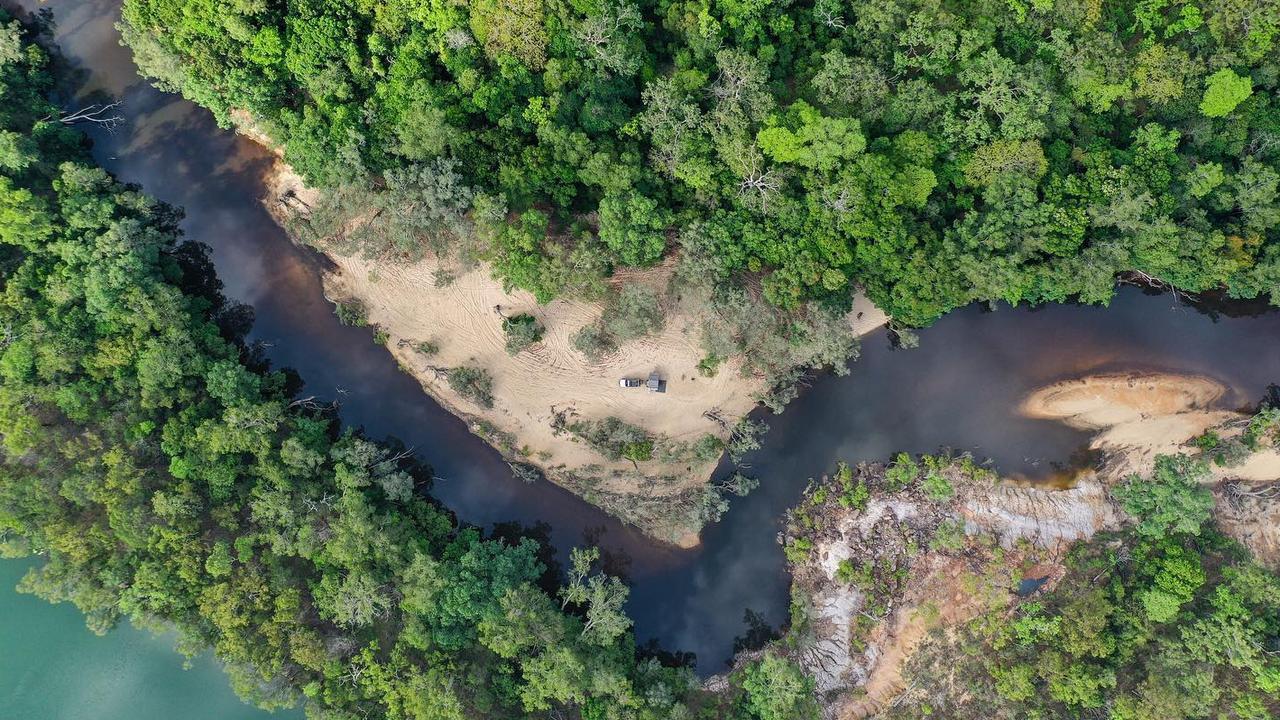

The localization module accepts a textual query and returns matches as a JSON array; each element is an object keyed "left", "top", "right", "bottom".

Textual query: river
[{"left": 4, "top": 1, "right": 1280, "bottom": 717}]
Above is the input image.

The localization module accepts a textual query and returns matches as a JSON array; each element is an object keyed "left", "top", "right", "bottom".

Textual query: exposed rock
[
  {"left": 782, "top": 460, "right": 1108, "bottom": 717},
  {"left": 961, "top": 475, "right": 1121, "bottom": 549}
]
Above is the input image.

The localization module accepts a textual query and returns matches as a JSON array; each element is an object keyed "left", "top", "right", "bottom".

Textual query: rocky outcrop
[
  {"left": 783, "top": 460, "right": 1120, "bottom": 718},
  {"left": 961, "top": 475, "right": 1121, "bottom": 549}
]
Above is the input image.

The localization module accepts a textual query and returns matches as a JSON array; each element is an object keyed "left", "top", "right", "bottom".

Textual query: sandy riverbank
[
  {"left": 1020, "top": 371, "right": 1280, "bottom": 482},
  {"left": 1021, "top": 371, "right": 1280, "bottom": 568},
  {"left": 322, "top": 246, "right": 885, "bottom": 547},
  {"left": 248, "top": 124, "right": 888, "bottom": 545}
]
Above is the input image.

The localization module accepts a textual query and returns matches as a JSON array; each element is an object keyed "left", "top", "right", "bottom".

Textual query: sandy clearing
[
  {"left": 249, "top": 132, "right": 890, "bottom": 543},
  {"left": 322, "top": 252, "right": 885, "bottom": 524},
  {"left": 324, "top": 251, "right": 760, "bottom": 487}
]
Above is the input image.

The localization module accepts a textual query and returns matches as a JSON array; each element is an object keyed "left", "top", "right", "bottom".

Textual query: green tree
[
  {"left": 739, "top": 653, "right": 819, "bottom": 720},
  {"left": 1112, "top": 455, "right": 1215, "bottom": 538},
  {"left": 1200, "top": 68, "right": 1253, "bottom": 117},
  {"left": 598, "top": 193, "right": 671, "bottom": 266}
]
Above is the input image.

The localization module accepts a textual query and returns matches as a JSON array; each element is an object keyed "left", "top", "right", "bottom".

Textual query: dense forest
[
  {"left": 4, "top": 2, "right": 1280, "bottom": 719},
  {"left": 0, "top": 14, "right": 819, "bottom": 720},
  {"left": 119, "top": 0, "right": 1280, "bottom": 327}
]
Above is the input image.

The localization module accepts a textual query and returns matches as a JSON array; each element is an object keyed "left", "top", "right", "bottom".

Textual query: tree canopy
[
  {"left": 119, "top": 0, "right": 1280, "bottom": 326},
  {"left": 0, "top": 14, "right": 698, "bottom": 719}
]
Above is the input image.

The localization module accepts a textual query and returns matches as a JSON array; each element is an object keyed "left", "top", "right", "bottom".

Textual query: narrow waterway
[{"left": 4, "top": 2, "right": 1280, "bottom": 717}]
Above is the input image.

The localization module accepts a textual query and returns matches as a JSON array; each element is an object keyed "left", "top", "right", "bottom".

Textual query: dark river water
[{"left": 5, "top": 1, "right": 1280, "bottom": 717}]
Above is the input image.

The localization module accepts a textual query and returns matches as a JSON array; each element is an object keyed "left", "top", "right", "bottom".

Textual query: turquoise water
[{"left": 0, "top": 559, "right": 294, "bottom": 720}]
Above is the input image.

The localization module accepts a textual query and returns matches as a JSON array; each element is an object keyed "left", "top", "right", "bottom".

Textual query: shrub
[
  {"left": 784, "top": 537, "right": 813, "bottom": 565},
  {"left": 447, "top": 365, "right": 494, "bottom": 408},
  {"left": 1192, "top": 430, "right": 1220, "bottom": 451},
  {"left": 334, "top": 300, "right": 368, "bottom": 326},
  {"left": 835, "top": 558, "right": 873, "bottom": 586},
  {"left": 621, "top": 439, "right": 653, "bottom": 464},
  {"left": 432, "top": 267, "right": 456, "bottom": 287},
  {"left": 884, "top": 452, "right": 918, "bottom": 490},
  {"left": 922, "top": 468, "right": 954, "bottom": 502},
  {"left": 739, "top": 653, "right": 820, "bottom": 720},
  {"left": 692, "top": 433, "right": 726, "bottom": 461},
  {"left": 697, "top": 354, "right": 723, "bottom": 377},
  {"left": 568, "top": 417, "right": 652, "bottom": 461},
  {"left": 571, "top": 322, "right": 616, "bottom": 360},
  {"left": 839, "top": 478, "right": 869, "bottom": 511},
  {"left": 601, "top": 283, "right": 663, "bottom": 342},
  {"left": 930, "top": 518, "right": 967, "bottom": 552},
  {"left": 1113, "top": 454, "right": 1214, "bottom": 537},
  {"left": 502, "top": 313, "right": 543, "bottom": 354}
]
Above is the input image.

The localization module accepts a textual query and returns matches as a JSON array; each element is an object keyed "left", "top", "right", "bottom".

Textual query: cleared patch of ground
[
  {"left": 776, "top": 460, "right": 1111, "bottom": 719},
  {"left": 250, "top": 131, "right": 889, "bottom": 544},
  {"left": 784, "top": 372, "right": 1280, "bottom": 717}
]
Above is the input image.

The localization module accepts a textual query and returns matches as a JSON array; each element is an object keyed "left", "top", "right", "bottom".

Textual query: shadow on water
[{"left": 7, "top": 1, "right": 1280, "bottom": 695}]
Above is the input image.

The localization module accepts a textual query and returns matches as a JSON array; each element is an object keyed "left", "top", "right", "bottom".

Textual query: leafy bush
[
  {"left": 601, "top": 283, "right": 664, "bottom": 342},
  {"left": 571, "top": 322, "right": 617, "bottom": 361},
  {"left": 568, "top": 416, "right": 653, "bottom": 461},
  {"left": 738, "top": 653, "right": 820, "bottom": 720},
  {"left": 502, "top": 313, "right": 544, "bottom": 354},
  {"left": 447, "top": 365, "right": 495, "bottom": 408},
  {"left": 334, "top": 300, "right": 367, "bottom": 326},
  {"left": 784, "top": 538, "right": 813, "bottom": 565},
  {"left": 1113, "top": 455, "right": 1214, "bottom": 537},
  {"left": 929, "top": 518, "right": 967, "bottom": 552},
  {"left": 572, "top": 283, "right": 665, "bottom": 361},
  {"left": 885, "top": 453, "right": 919, "bottom": 491},
  {"left": 697, "top": 354, "right": 724, "bottom": 377},
  {"left": 922, "top": 469, "right": 954, "bottom": 502}
]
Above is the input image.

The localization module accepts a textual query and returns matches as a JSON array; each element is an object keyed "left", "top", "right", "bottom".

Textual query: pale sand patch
[
  {"left": 1019, "top": 372, "right": 1280, "bottom": 480},
  {"left": 323, "top": 251, "right": 886, "bottom": 491},
  {"left": 245, "top": 127, "right": 890, "bottom": 543},
  {"left": 1021, "top": 371, "right": 1280, "bottom": 565},
  {"left": 325, "top": 252, "right": 757, "bottom": 488}
]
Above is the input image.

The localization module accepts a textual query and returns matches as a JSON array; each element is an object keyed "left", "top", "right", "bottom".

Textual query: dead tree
[
  {"left": 1224, "top": 481, "right": 1280, "bottom": 510},
  {"left": 47, "top": 101, "right": 125, "bottom": 131},
  {"left": 1119, "top": 269, "right": 1195, "bottom": 304},
  {"left": 815, "top": 6, "right": 847, "bottom": 30}
]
